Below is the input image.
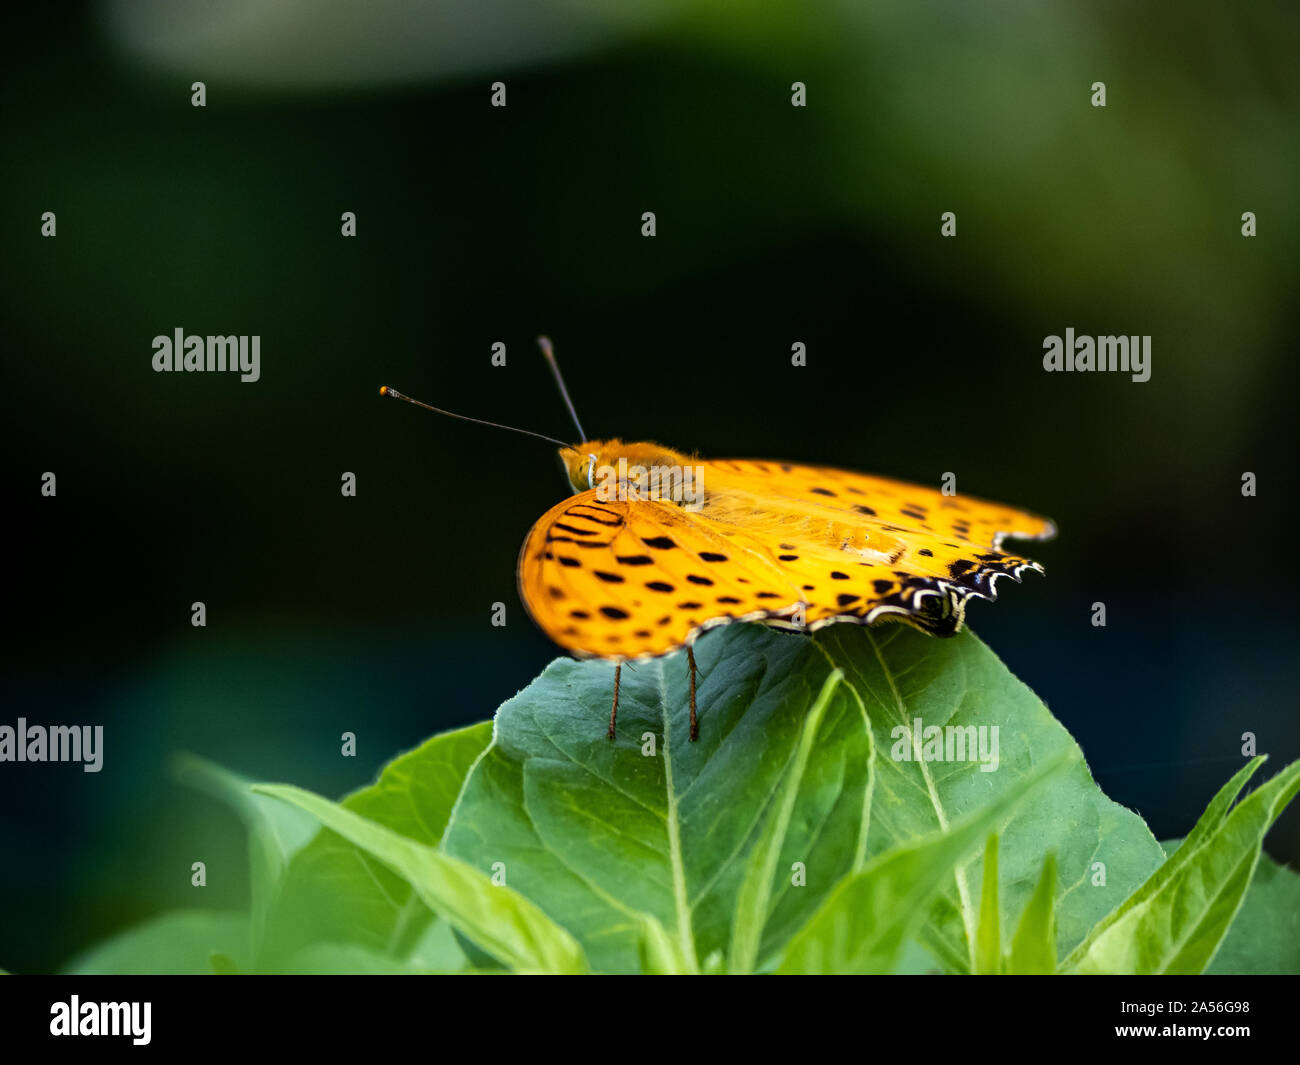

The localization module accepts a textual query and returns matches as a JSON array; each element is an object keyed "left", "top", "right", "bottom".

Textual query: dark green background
[{"left": 3, "top": 1, "right": 1297, "bottom": 973}]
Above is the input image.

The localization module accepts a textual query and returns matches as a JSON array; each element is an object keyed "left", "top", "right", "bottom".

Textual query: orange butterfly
[{"left": 383, "top": 339, "right": 1054, "bottom": 742}]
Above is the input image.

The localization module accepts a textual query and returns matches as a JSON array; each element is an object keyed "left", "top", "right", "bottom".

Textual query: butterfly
[{"left": 383, "top": 339, "right": 1054, "bottom": 742}]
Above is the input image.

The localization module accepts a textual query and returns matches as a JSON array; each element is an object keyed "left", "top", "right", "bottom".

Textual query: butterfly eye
[{"left": 585, "top": 454, "right": 598, "bottom": 490}]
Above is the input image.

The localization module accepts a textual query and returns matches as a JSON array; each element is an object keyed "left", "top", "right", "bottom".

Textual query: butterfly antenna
[
  {"left": 378, "top": 386, "right": 575, "bottom": 450},
  {"left": 537, "top": 336, "right": 588, "bottom": 441}
]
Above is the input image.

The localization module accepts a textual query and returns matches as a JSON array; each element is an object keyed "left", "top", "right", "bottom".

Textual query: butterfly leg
[
  {"left": 607, "top": 664, "right": 621, "bottom": 740},
  {"left": 687, "top": 646, "right": 698, "bottom": 742}
]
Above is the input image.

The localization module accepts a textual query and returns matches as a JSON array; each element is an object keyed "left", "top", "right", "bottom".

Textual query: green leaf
[
  {"left": 279, "top": 942, "right": 472, "bottom": 975},
  {"left": 275, "top": 911, "right": 478, "bottom": 974},
  {"left": 255, "top": 782, "right": 588, "bottom": 974},
  {"left": 729, "top": 668, "right": 856, "bottom": 974},
  {"left": 1008, "top": 852, "right": 1058, "bottom": 974},
  {"left": 974, "top": 835, "right": 1001, "bottom": 974},
  {"left": 814, "top": 624, "right": 1168, "bottom": 971},
  {"left": 341, "top": 720, "right": 494, "bottom": 844},
  {"left": 1066, "top": 757, "right": 1300, "bottom": 974},
  {"left": 1077, "top": 758, "right": 1263, "bottom": 948},
  {"left": 1061, "top": 762, "right": 1265, "bottom": 972},
  {"left": 438, "top": 624, "right": 1165, "bottom": 973},
  {"left": 636, "top": 913, "right": 691, "bottom": 975},
  {"left": 63, "top": 910, "right": 251, "bottom": 975},
  {"left": 1202, "top": 848, "right": 1300, "bottom": 975},
  {"left": 776, "top": 753, "right": 1071, "bottom": 973},
  {"left": 258, "top": 721, "right": 491, "bottom": 970},
  {"left": 172, "top": 754, "right": 319, "bottom": 965},
  {"left": 440, "top": 625, "right": 873, "bottom": 973},
  {"left": 279, "top": 943, "right": 436, "bottom": 974}
]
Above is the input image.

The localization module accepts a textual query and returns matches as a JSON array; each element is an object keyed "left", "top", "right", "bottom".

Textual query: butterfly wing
[
  {"left": 518, "top": 461, "right": 1055, "bottom": 660},
  {"left": 517, "top": 490, "right": 803, "bottom": 661},
  {"left": 697, "top": 459, "right": 1055, "bottom": 635}
]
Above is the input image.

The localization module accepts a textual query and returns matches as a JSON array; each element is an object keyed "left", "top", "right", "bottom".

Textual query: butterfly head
[
  {"left": 558, "top": 445, "right": 601, "bottom": 492},
  {"left": 559, "top": 440, "right": 690, "bottom": 494}
]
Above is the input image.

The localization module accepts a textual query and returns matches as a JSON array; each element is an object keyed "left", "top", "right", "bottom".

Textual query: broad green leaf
[
  {"left": 815, "top": 624, "right": 1167, "bottom": 971},
  {"left": 1202, "top": 848, "right": 1300, "bottom": 976},
  {"left": 973, "top": 835, "right": 1001, "bottom": 974},
  {"left": 729, "top": 669, "right": 857, "bottom": 974},
  {"left": 172, "top": 754, "right": 319, "bottom": 964},
  {"left": 440, "top": 625, "right": 873, "bottom": 973},
  {"left": 440, "top": 623, "right": 1166, "bottom": 973},
  {"left": 1008, "top": 853, "right": 1058, "bottom": 974},
  {"left": 256, "top": 783, "right": 587, "bottom": 974},
  {"left": 259, "top": 722, "right": 491, "bottom": 969},
  {"left": 776, "top": 753, "right": 1071, "bottom": 974},
  {"left": 1066, "top": 757, "right": 1300, "bottom": 974},
  {"left": 63, "top": 910, "right": 250, "bottom": 975}
]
